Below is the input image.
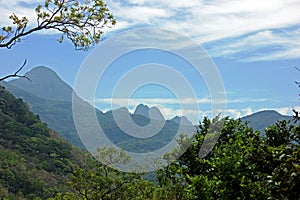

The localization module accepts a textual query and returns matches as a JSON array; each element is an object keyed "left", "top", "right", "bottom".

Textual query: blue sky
[{"left": 0, "top": 0, "right": 300, "bottom": 124}]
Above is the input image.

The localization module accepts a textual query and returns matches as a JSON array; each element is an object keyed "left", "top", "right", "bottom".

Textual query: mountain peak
[
  {"left": 133, "top": 104, "right": 165, "bottom": 121},
  {"left": 9, "top": 66, "right": 73, "bottom": 102},
  {"left": 134, "top": 104, "right": 150, "bottom": 117},
  {"left": 26, "top": 66, "right": 58, "bottom": 75},
  {"left": 241, "top": 110, "right": 291, "bottom": 134},
  {"left": 171, "top": 116, "right": 193, "bottom": 126}
]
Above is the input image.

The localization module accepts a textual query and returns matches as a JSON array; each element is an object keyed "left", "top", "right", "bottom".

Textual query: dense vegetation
[
  {"left": 0, "top": 86, "right": 91, "bottom": 199},
  {"left": 55, "top": 116, "right": 299, "bottom": 199},
  {"left": 156, "top": 117, "right": 300, "bottom": 199},
  {"left": 0, "top": 86, "right": 299, "bottom": 199}
]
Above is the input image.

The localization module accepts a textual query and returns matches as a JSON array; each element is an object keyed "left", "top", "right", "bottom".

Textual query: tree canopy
[
  {"left": 0, "top": 0, "right": 116, "bottom": 81},
  {"left": 0, "top": 0, "right": 115, "bottom": 50}
]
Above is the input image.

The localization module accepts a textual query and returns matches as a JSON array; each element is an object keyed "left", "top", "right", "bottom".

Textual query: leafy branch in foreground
[
  {"left": 0, "top": 0, "right": 116, "bottom": 50},
  {"left": 0, "top": 0, "right": 115, "bottom": 82}
]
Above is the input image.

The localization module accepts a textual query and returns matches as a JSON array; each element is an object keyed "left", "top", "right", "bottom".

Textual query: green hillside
[
  {"left": 0, "top": 86, "right": 90, "bottom": 199},
  {"left": 1, "top": 84, "right": 299, "bottom": 199},
  {"left": 1, "top": 81, "right": 84, "bottom": 148}
]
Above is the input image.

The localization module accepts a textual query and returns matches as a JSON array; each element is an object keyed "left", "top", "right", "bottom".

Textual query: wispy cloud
[
  {"left": 93, "top": 97, "right": 268, "bottom": 106},
  {"left": 1, "top": 0, "right": 299, "bottom": 61},
  {"left": 92, "top": 97, "right": 270, "bottom": 124},
  {"left": 207, "top": 29, "right": 300, "bottom": 62},
  {"left": 0, "top": 0, "right": 44, "bottom": 25},
  {"left": 99, "top": 101, "right": 297, "bottom": 124},
  {"left": 106, "top": 0, "right": 300, "bottom": 61}
]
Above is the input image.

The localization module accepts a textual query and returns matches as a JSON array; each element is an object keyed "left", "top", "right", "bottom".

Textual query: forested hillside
[
  {"left": 0, "top": 86, "right": 90, "bottom": 199},
  {"left": 0, "top": 85, "right": 299, "bottom": 199},
  {"left": 1, "top": 81, "right": 84, "bottom": 147}
]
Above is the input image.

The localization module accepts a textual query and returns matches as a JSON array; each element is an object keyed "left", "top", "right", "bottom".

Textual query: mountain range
[
  {"left": 0, "top": 66, "right": 293, "bottom": 149},
  {"left": 241, "top": 110, "right": 292, "bottom": 133},
  {"left": 1, "top": 66, "right": 194, "bottom": 152}
]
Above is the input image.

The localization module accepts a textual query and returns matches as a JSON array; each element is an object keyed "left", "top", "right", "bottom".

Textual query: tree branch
[
  {"left": 0, "top": 0, "right": 115, "bottom": 50},
  {"left": 0, "top": 25, "right": 46, "bottom": 49},
  {"left": 0, "top": 59, "right": 31, "bottom": 82},
  {"left": 101, "top": 181, "right": 131, "bottom": 200}
]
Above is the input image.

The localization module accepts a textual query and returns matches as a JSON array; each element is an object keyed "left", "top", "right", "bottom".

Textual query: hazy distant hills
[
  {"left": 241, "top": 110, "right": 292, "bottom": 134},
  {"left": 134, "top": 104, "right": 150, "bottom": 117},
  {"left": 1, "top": 66, "right": 294, "bottom": 150},
  {"left": 1, "top": 66, "right": 194, "bottom": 151},
  {"left": 9, "top": 66, "right": 73, "bottom": 102}
]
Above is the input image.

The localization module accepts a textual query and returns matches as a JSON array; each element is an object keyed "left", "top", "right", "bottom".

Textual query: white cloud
[
  {"left": 92, "top": 97, "right": 271, "bottom": 124},
  {"left": 106, "top": 0, "right": 300, "bottom": 61},
  {"left": 1, "top": 0, "right": 299, "bottom": 61},
  {"left": 93, "top": 97, "right": 268, "bottom": 106},
  {"left": 0, "top": 0, "right": 44, "bottom": 25},
  {"left": 96, "top": 96, "right": 298, "bottom": 124},
  {"left": 208, "top": 29, "right": 300, "bottom": 61}
]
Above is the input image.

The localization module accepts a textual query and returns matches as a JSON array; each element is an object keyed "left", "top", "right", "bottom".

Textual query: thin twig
[{"left": 0, "top": 59, "right": 31, "bottom": 82}]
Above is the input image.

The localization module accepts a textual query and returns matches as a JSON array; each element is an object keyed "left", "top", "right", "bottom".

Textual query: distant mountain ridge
[
  {"left": 2, "top": 66, "right": 294, "bottom": 148},
  {"left": 9, "top": 66, "right": 74, "bottom": 102},
  {"left": 133, "top": 104, "right": 166, "bottom": 121},
  {"left": 134, "top": 104, "right": 150, "bottom": 117},
  {"left": 171, "top": 116, "right": 193, "bottom": 126},
  {"left": 1, "top": 66, "right": 195, "bottom": 151},
  {"left": 241, "top": 110, "right": 292, "bottom": 133}
]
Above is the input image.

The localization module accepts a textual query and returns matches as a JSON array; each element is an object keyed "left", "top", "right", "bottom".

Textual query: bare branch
[{"left": 0, "top": 59, "right": 31, "bottom": 82}]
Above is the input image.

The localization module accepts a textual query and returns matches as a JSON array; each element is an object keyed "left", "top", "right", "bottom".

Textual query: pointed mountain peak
[
  {"left": 171, "top": 116, "right": 193, "bottom": 126},
  {"left": 9, "top": 66, "right": 73, "bottom": 102},
  {"left": 149, "top": 106, "right": 165, "bottom": 121},
  {"left": 134, "top": 104, "right": 150, "bottom": 117},
  {"left": 133, "top": 104, "right": 165, "bottom": 121}
]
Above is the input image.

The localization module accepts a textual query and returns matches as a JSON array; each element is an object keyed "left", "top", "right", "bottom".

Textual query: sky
[{"left": 0, "top": 0, "right": 300, "bottom": 124}]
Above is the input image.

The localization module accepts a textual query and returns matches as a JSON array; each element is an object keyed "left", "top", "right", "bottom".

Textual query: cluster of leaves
[
  {"left": 50, "top": 147, "right": 160, "bottom": 200},
  {"left": 53, "top": 116, "right": 299, "bottom": 199},
  {"left": 0, "top": 0, "right": 116, "bottom": 50},
  {"left": 1, "top": 85, "right": 299, "bottom": 199},
  {"left": 156, "top": 116, "right": 300, "bottom": 199},
  {"left": 0, "top": 86, "right": 91, "bottom": 199}
]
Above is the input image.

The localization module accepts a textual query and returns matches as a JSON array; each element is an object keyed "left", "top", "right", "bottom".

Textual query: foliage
[
  {"left": 0, "top": 0, "right": 115, "bottom": 50},
  {"left": 51, "top": 116, "right": 299, "bottom": 200},
  {"left": 51, "top": 147, "right": 158, "bottom": 200},
  {"left": 0, "top": 0, "right": 115, "bottom": 82},
  {"left": 1, "top": 84, "right": 299, "bottom": 199},
  {"left": 157, "top": 117, "right": 300, "bottom": 199},
  {"left": 0, "top": 86, "right": 91, "bottom": 199}
]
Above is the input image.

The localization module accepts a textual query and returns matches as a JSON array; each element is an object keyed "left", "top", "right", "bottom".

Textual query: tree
[
  {"left": 51, "top": 147, "right": 158, "bottom": 200},
  {"left": 0, "top": 0, "right": 116, "bottom": 81},
  {"left": 157, "top": 116, "right": 300, "bottom": 199},
  {"left": 293, "top": 66, "right": 300, "bottom": 121}
]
